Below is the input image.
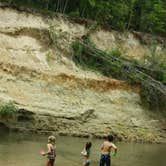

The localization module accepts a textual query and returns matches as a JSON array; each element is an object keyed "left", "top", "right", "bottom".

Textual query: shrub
[
  {"left": 0, "top": 101, "right": 18, "bottom": 116},
  {"left": 49, "top": 24, "right": 68, "bottom": 45},
  {"left": 109, "top": 47, "right": 122, "bottom": 57},
  {"left": 141, "top": 45, "right": 166, "bottom": 83},
  {"left": 146, "top": 46, "right": 166, "bottom": 71}
]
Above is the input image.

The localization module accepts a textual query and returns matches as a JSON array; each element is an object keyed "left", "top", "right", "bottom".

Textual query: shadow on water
[{"left": 0, "top": 132, "right": 166, "bottom": 166}]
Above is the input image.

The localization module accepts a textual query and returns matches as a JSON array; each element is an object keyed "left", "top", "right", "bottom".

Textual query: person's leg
[
  {"left": 85, "top": 160, "right": 90, "bottom": 166},
  {"left": 50, "top": 159, "right": 55, "bottom": 166},
  {"left": 46, "top": 160, "right": 50, "bottom": 166},
  {"left": 99, "top": 154, "right": 105, "bottom": 166},
  {"left": 84, "top": 162, "right": 90, "bottom": 166},
  {"left": 105, "top": 155, "right": 111, "bottom": 166},
  {"left": 47, "top": 159, "right": 54, "bottom": 166}
]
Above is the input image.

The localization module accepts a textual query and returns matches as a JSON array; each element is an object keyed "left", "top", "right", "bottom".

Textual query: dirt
[{"left": 0, "top": 7, "right": 165, "bottom": 143}]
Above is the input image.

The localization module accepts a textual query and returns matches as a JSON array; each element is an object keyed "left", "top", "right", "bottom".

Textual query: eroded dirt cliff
[{"left": 0, "top": 6, "right": 165, "bottom": 143}]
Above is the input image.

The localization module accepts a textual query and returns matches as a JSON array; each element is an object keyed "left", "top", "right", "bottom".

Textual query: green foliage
[
  {"left": 140, "top": 0, "right": 166, "bottom": 35},
  {"left": 72, "top": 40, "right": 84, "bottom": 58},
  {"left": 72, "top": 40, "right": 127, "bottom": 78},
  {"left": 2, "top": 0, "right": 166, "bottom": 35},
  {"left": 0, "top": 101, "right": 18, "bottom": 116},
  {"left": 68, "top": 10, "right": 79, "bottom": 18},
  {"left": 140, "top": 45, "right": 166, "bottom": 83},
  {"left": 109, "top": 48, "right": 122, "bottom": 57},
  {"left": 146, "top": 46, "right": 166, "bottom": 71},
  {"left": 49, "top": 24, "right": 61, "bottom": 45},
  {"left": 49, "top": 24, "right": 68, "bottom": 47},
  {"left": 46, "top": 50, "right": 55, "bottom": 63},
  {"left": 109, "top": 0, "right": 129, "bottom": 30},
  {"left": 89, "top": 0, "right": 96, "bottom": 7}
]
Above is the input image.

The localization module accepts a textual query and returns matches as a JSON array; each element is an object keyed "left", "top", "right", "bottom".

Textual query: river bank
[{"left": 0, "top": 108, "right": 166, "bottom": 143}]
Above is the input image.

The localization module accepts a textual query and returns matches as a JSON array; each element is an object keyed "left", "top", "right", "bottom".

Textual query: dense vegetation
[{"left": 1, "top": 0, "right": 166, "bottom": 35}]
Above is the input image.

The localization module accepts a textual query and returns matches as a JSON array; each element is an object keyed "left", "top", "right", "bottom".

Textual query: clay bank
[{"left": 0, "top": 6, "right": 165, "bottom": 143}]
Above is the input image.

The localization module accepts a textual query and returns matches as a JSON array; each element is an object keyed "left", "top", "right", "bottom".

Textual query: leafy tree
[
  {"left": 140, "top": 0, "right": 166, "bottom": 34},
  {"left": 1, "top": 0, "right": 166, "bottom": 35}
]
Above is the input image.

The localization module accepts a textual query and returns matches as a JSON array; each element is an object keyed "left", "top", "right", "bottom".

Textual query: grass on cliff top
[{"left": 0, "top": 101, "right": 18, "bottom": 116}]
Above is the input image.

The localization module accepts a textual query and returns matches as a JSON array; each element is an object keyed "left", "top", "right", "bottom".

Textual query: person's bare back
[{"left": 101, "top": 141, "right": 117, "bottom": 154}]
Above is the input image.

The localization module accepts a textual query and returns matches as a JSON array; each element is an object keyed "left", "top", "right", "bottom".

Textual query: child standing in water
[
  {"left": 81, "top": 142, "right": 92, "bottom": 166},
  {"left": 41, "top": 135, "right": 56, "bottom": 166},
  {"left": 99, "top": 135, "right": 117, "bottom": 166}
]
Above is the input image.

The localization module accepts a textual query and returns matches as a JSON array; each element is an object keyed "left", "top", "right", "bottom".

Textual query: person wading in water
[
  {"left": 81, "top": 142, "right": 92, "bottom": 166},
  {"left": 41, "top": 135, "right": 56, "bottom": 166},
  {"left": 99, "top": 135, "right": 117, "bottom": 166}
]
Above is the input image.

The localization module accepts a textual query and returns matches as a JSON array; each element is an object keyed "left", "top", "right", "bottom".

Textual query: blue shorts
[
  {"left": 84, "top": 159, "right": 91, "bottom": 166},
  {"left": 99, "top": 154, "right": 111, "bottom": 166}
]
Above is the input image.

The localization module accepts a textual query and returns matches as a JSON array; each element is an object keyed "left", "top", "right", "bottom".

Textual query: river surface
[{"left": 0, "top": 132, "right": 166, "bottom": 166}]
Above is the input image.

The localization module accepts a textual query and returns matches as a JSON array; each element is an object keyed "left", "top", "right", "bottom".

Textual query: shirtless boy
[{"left": 99, "top": 135, "right": 117, "bottom": 166}]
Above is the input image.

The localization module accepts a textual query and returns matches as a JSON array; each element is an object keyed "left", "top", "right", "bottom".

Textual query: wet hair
[
  {"left": 85, "top": 142, "right": 92, "bottom": 151},
  {"left": 48, "top": 135, "right": 56, "bottom": 145},
  {"left": 107, "top": 135, "right": 114, "bottom": 142}
]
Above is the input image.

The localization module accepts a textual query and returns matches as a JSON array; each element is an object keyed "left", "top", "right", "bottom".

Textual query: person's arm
[
  {"left": 81, "top": 148, "right": 87, "bottom": 156},
  {"left": 47, "top": 144, "right": 52, "bottom": 153},
  {"left": 101, "top": 143, "right": 104, "bottom": 150},
  {"left": 42, "top": 144, "right": 51, "bottom": 156},
  {"left": 113, "top": 144, "right": 117, "bottom": 156},
  {"left": 111, "top": 143, "right": 117, "bottom": 156}
]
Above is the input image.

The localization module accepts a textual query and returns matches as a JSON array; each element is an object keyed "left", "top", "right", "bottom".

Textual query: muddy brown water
[{"left": 0, "top": 132, "right": 166, "bottom": 166}]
